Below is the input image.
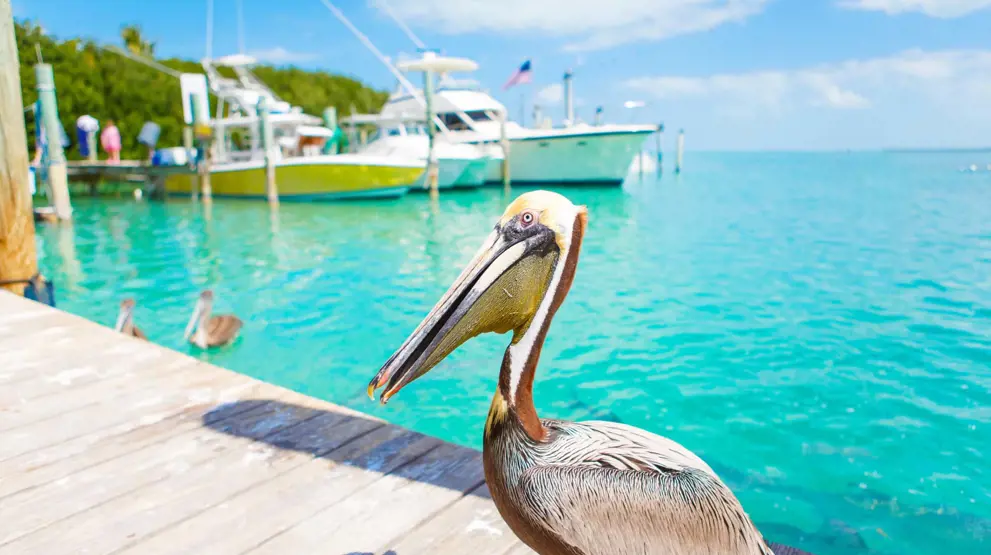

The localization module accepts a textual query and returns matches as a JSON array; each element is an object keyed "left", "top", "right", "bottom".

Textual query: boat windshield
[{"left": 437, "top": 76, "right": 483, "bottom": 91}]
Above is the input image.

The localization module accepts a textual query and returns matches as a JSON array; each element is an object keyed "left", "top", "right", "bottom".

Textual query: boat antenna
[
  {"left": 205, "top": 0, "right": 214, "bottom": 60},
  {"left": 237, "top": 0, "right": 246, "bottom": 54},
  {"left": 101, "top": 44, "right": 182, "bottom": 78},
  {"left": 375, "top": 0, "right": 426, "bottom": 50},
  {"left": 317, "top": 0, "right": 423, "bottom": 106},
  {"left": 319, "top": 0, "right": 457, "bottom": 137}
]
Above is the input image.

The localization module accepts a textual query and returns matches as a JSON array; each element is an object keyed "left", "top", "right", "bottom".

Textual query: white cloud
[
  {"left": 625, "top": 49, "right": 991, "bottom": 112},
  {"left": 838, "top": 0, "right": 991, "bottom": 18},
  {"left": 377, "top": 0, "right": 770, "bottom": 51},
  {"left": 248, "top": 47, "right": 317, "bottom": 64},
  {"left": 536, "top": 84, "right": 564, "bottom": 104}
]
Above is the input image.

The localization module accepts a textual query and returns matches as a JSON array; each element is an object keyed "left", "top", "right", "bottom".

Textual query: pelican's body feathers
[{"left": 485, "top": 409, "right": 774, "bottom": 555}]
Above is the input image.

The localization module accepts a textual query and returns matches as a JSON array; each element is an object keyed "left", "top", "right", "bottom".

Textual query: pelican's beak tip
[{"left": 366, "top": 382, "right": 377, "bottom": 402}]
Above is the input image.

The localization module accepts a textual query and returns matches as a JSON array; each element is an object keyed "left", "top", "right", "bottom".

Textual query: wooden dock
[
  {"left": 0, "top": 291, "right": 535, "bottom": 555},
  {"left": 64, "top": 160, "right": 195, "bottom": 181}
]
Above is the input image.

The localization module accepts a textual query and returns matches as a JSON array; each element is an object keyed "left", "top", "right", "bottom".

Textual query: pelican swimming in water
[
  {"left": 369, "top": 191, "right": 809, "bottom": 555},
  {"left": 183, "top": 289, "right": 242, "bottom": 349},
  {"left": 114, "top": 298, "right": 147, "bottom": 340}
]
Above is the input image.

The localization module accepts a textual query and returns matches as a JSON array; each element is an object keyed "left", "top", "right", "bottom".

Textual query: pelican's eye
[{"left": 520, "top": 210, "right": 537, "bottom": 228}]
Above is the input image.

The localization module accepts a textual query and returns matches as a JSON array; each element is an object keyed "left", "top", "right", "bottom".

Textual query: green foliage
[{"left": 17, "top": 20, "right": 388, "bottom": 160}]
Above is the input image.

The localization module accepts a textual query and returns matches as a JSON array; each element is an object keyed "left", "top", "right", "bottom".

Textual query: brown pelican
[
  {"left": 369, "top": 191, "right": 808, "bottom": 555},
  {"left": 183, "top": 289, "right": 242, "bottom": 349},
  {"left": 114, "top": 298, "right": 147, "bottom": 340}
]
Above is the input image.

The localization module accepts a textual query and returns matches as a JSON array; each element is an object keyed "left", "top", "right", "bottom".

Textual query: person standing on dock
[{"left": 100, "top": 119, "right": 121, "bottom": 163}]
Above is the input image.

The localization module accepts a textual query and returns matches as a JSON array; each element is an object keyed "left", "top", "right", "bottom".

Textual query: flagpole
[{"left": 519, "top": 90, "right": 525, "bottom": 127}]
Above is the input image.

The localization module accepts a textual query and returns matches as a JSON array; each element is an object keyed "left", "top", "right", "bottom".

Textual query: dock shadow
[{"left": 201, "top": 398, "right": 491, "bottom": 501}]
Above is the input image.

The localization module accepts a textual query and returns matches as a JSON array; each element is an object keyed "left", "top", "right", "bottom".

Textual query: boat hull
[
  {"left": 481, "top": 130, "right": 653, "bottom": 185},
  {"left": 164, "top": 158, "right": 423, "bottom": 201},
  {"left": 412, "top": 158, "right": 471, "bottom": 191},
  {"left": 453, "top": 158, "right": 489, "bottom": 188}
]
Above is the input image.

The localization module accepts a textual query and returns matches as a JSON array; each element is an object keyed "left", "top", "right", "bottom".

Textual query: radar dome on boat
[{"left": 396, "top": 52, "right": 478, "bottom": 73}]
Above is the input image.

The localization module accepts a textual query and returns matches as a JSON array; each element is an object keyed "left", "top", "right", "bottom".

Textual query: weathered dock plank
[
  {"left": 385, "top": 485, "right": 532, "bottom": 555},
  {"left": 115, "top": 425, "right": 436, "bottom": 555},
  {"left": 0, "top": 291, "right": 534, "bottom": 553}
]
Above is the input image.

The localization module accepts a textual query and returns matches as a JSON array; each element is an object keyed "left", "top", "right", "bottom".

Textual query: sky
[{"left": 14, "top": 0, "right": 991, "bottom": 151}]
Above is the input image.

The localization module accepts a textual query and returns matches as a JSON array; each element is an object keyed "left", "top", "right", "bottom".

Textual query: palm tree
[{"left": 120, "top": 24, "right": 155, "bottom": 57}]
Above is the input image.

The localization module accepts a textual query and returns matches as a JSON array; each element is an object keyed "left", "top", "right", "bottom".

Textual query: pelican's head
[
  {"left": 115, "top": 298, "right": 136, "bottom": 332},
  {"left": 368, "top": 190, "right": 588, "bottom": 404}
]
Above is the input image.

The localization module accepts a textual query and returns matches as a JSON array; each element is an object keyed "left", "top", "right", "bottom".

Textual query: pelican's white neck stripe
[{"left": 506, "top": 208, "right": 578, "bottom": 402}]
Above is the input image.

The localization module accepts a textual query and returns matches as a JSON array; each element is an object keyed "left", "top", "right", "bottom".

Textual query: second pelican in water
[
  {"left": 369, "top": 191, "right": 808, "bottom": 555},
  {"left": 114, "top": 298, "right": 146, "bottom": 340},
  {"left": 183, "top": 289, "right": 242, "bottom": 349}
]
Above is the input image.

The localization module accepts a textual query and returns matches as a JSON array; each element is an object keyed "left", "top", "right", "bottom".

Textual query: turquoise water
[{"left": 37, "top": 151, "right": 989, "bottom": 555}]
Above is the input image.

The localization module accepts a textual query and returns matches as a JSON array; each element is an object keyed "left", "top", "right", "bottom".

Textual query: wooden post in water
[
  {"left": 500, "top": 111, "right": 511, "bottom": 193},
  {"left": 186, "top": 95, "right": 199, "bottom": 201},
  {"left": 191, "top": 92, "right": 211, "bottom": 203},
  {"left": 655, "top": 123, "right": 663, "bottom": 176},
  {"left": 675, "top": 129, "right": 684, "bottom": 174},
  {"left": 423, "top": 67, "right": 439, "bottom": 197},
  {"left": 0, "top": 0, "right": 39, "bottom": 295},
  {"left": 257, "top": 97, "right": 278, "bottom": 205},
  {"left": 34, "top": 62, "right": 72, "bottom": 220}
]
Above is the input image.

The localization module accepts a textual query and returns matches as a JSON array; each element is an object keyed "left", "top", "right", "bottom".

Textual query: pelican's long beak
[
  {"left": 368, "top": 222, "right": 560, "bottom": 404},
  {"left": 183, "top": 299, "right": 204, "bottom": 340}
]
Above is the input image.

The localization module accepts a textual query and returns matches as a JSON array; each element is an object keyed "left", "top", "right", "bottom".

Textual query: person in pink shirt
[{"left": 100, "top": 119, "right": 121, "bottom": 163}]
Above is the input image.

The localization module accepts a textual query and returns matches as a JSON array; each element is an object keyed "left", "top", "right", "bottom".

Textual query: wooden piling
[
  {"left": 191, "top": 92, "right": 212, "bottom": 203},
  {"left": 183, "top": 126, "right": 196, "bottom": 200},
  {"left": 257, "top": 97, "right": 278, "bottom": 205},
  {"left": 423, "top": 68, "right": 439, "bottom": 197},
  {"left": 34, "top": 63, "right": 72, "bottom": 220},
  {"left": 655, "top": 124, "right": 663, "bottom": 176},
  {"left": 0, "top": 0, "right": 39, "bottom": 296},
  {"left": 675, "top": 129, "right": 684, "bottom": 174}
]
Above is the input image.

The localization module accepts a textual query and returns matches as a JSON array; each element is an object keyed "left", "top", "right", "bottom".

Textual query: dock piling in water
[
  {"left": 655, "top": 123, "right": 663, "bottom": 175},
  {"left": 0, "top": 0, "right": 41, "bottom": 297},
  {"left": 423, "top": 66, "right": 439, "bottom": 197},
  {"left": 676, "top": 129, "right": 685, "bottom": 174},
  {"left": 257, "top": 96, "right": 279, "bottom": 206},
  {"left": 34, "top": 62, "right": 73, "bottom": 220},
  {"left": 191, "top": 91, "right": 212, "bottom": 203}
]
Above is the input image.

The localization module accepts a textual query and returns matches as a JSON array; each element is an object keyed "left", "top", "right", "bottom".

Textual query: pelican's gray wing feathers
[{"left": 513, "top": 419, "right": 775, "bottom": 555}]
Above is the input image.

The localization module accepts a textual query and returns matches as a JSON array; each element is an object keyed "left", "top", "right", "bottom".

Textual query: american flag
[{"left": 502, "top": 59, "right": 532, "bottom": 90}]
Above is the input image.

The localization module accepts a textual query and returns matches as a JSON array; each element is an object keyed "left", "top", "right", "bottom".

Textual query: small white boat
[{"left": 342, "top": 112, "right": 496, "bottom": 190}]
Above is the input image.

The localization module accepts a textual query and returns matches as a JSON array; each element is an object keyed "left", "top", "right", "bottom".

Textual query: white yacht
[
  {"left": 341, "top": 113, "right": 495, "bottom": 189},
  {"left": 380, "top": 75, "right": 658, "bottom": 186}
]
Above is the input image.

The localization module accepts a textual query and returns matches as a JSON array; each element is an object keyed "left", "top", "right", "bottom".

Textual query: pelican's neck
[
  {"left": 199, "top": 299, "right": 212, "bottom": 328},
  {"left": 491, "top": 211, "right": 587, "bottom": 443}
]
